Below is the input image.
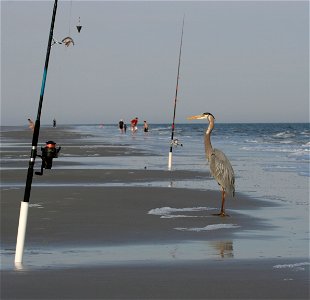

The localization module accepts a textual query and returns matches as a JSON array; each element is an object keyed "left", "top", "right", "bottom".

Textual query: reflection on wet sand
[
  {"left": 210, "top": 241, "right": 234, "bottom": 258},
  {"left": 168, "top": 241, "right": 234, "bottom": 261},
  {"left": 6, "top": 241, "right": 234, "bottom": 270}
]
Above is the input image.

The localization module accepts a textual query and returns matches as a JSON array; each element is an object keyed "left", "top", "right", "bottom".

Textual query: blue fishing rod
[
  {"left": 168, "top": 16, "right": 185, "bottom": 170},
  {"left": 15, "top": 0, "right": 59, "bottom": 264}
]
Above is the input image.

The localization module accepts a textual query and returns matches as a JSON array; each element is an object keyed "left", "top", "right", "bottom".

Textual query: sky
[{"left": 1, "top": 0, "right": 309, "bottom": 125}]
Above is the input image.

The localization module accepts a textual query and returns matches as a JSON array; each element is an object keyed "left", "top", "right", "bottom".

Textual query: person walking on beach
[
  {"left": 143, "top": 120, "right": 149, "bottom": 133},
  {"left": 124, "top": 123, "right": 127, "bottom": 133},
  {"left": 131, "top": 117, "right": 138, "bottom": 133},
  {"left": 28, "top": 118, "right": 34, "bottom": 131},
  {"left": 119, "top": 119, "right": 125, "bottom": 133}
]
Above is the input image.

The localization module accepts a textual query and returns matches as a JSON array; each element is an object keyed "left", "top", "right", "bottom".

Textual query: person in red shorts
[{"left": 130, "top": 117, "right": 138, "bottom": 133}]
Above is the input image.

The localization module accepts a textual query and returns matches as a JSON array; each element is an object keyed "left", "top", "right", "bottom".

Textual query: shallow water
[
  {"left": 69, "top": 123, "right": 309, "bottom": 259},
  {"left": 0, "top": 123, "right": 309, "bottom": 269},
  {"left": 1, "top": 237, "right": 309, "bottom": 271}
]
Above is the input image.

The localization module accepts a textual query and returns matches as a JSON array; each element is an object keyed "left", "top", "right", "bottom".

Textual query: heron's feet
[{"left": 212, "top": 211, "right": 230, "bottom": 217}]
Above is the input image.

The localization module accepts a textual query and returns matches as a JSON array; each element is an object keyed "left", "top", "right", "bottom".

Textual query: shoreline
[{"left": 1, "top": 126, "right": 309, "bottom": 299}]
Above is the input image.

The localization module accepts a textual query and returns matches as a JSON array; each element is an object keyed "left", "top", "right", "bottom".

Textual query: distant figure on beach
[
  {"left": 119, "top": 119, "right": 125, "bottom": 133},
  {"left": 143, "top": 120, "right": 149, "bottom": 133},
  {"left": 53, "top": 118, "right": 56, "bottom": 128},
  {"left": 131, "top": 117, "right": 138, "bottom": 133},
  {"left": 124, "top": 123, "right": 127, "bottom": 133},
  {"left": 28, "top": 118, "right": 34, "bottom": 131}
]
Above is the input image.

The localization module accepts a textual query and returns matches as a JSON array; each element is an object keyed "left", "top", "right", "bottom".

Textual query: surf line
[{"left": 168, "top": 16, "right": 185, "bottom": 171}]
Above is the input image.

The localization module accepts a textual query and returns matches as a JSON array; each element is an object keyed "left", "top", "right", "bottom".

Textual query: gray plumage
[
  {"left": 208, "top": 148, "right": 235, "bottom": 197},
  {"left": 188, "top": 112, "right": 235, "bottom": 216}
]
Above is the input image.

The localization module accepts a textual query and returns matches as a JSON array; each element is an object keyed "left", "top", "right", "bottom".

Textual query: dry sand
[{"left": 1, "top": 126, "right": 309, "bottom": 299}]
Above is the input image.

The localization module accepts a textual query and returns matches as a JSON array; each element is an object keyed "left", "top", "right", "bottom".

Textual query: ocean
[
  {"left": 1, "top": 122, "right": 309, "bottom": 261},
  {"left": 70, "top": 122, "right": 309, "bottom": 179}
]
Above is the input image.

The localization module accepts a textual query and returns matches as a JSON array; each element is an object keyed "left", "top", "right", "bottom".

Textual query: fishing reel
[
  {"left": 35, "top": 141, "right": 61, "bottom": 176},
  {"left": 172, "top": 139, "right": 183, "bottom": 147}
]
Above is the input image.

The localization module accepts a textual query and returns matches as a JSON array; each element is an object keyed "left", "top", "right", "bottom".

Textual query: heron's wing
[{"left": 210, "top": 148, "right": 235, "bottom": 196}]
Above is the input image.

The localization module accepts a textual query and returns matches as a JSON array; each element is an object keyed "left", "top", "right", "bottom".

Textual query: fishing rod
[
  {"left": 168, "top": 16, "right": 185, "bottom": 171},
  {"left": 15, "top": 0, "right": 59, "bottom": 265}
]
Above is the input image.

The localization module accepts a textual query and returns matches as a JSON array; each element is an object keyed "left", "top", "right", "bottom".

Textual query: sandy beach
[
  {"left": 1, "top": 126, "right": 309, "bottom": 299},
  {"left": 2, "top": 0, "right": 309, "bottom": 297}
]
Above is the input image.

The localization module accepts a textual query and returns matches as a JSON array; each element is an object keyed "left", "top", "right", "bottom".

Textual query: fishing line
[{"left": 68, "top": 0, "right": 73, "bottom": 36}]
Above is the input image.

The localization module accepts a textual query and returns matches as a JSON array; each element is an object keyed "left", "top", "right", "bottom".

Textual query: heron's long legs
[
  {"left": 213, "top": 188, "right": 229, "bottom": 217},
  {"left": 221, "top": 188, "right": 225, "bottom": 213}
]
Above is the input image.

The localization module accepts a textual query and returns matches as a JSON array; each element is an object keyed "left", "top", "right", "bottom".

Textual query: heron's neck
[{"left": 204, "top": 119, "right": 214, "bottom": 160}]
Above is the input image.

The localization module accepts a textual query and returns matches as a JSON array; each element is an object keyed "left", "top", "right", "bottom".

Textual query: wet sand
[
  {"left": 2, "top": 259, "right": 309, "bottom": 299},
  {"left": 2, "top": 185, "right": 309, "bottom": 299},
  {"left": 1, "top": 185, "right": 271, "bottom": 247},
  {"left": 1, "top": 126, "right": 309, "bottom": 299}
]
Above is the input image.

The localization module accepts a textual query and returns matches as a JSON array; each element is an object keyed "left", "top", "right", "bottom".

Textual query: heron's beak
[{"left": 187, "top": 114, "right": 204, "bottom": 120}]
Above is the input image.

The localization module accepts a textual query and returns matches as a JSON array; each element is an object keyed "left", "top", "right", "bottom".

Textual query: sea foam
[
  {"left": 273, "top": 262, "right": 310, "bottom": 270},
  {"left": 174, "top": 224, "right": 240, "bottom": 232},
  {"left": 148, "top": 207, "right": 215, "bottom": 218}
]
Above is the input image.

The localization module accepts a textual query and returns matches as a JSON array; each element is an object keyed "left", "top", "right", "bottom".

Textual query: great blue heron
[{"left": 187, "top": 112, "right": 235, "bottom": 217}]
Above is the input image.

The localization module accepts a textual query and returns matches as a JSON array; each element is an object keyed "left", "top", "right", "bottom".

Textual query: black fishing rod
[
  {"left": 168, "top": 16, "right": 185, "bottom": 170},
  {"left": 15, "top": 0, "right": 59, "bottom": 264}
]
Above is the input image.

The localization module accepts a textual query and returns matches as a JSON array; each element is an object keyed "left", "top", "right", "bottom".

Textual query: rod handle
[{"left": 15, "top": 202, "right": 29, "bottom": 263}]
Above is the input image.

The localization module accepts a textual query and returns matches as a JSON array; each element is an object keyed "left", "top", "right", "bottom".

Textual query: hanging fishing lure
[
  {"left": 51, "top": 36, "right": 74, "bottom": 47},
  {"left": 61, "top": 36, "right": 74, "bottom": 47},
  {"left": 76, "top": 16, "right": 82, "bottom": 33}
]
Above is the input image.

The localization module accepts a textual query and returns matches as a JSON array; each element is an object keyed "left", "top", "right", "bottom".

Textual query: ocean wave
[
  {"left": 300, "top": 130, "right": 310, "bottom": 136},
  {"left": 245, "top": 139, "right": 258, "bottom": 143},
  {"left": 279, "top": 140, "right": 294, "bottom": 144},
  {"left": 174, "top": 224, "right": 240, "bottom": 232},
  {"left": 150, "top": 126, "right": 171, "bottom": 132},
  {"left": 288, "top": 149, "right": 310, "bottom": 161},
  {"left": 273, "top": 131, "right": 296, "bottom": 139},
  {"left": 241, "top": 146, "right": 295, "bottom": 153},
  {"left": 241, "top": 145, "right": 309, "bottom": 158},
  {"left": 263, "top": 165, "right": 295, "bottom": 170}
]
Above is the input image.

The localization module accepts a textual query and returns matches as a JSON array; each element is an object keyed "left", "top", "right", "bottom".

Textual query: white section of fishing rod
[
  {"left": 15, "top": 201, "right": 29, "bottom": 263},
  {"left": 168, "top": 151, "right": 172, "bottom": 171}
]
